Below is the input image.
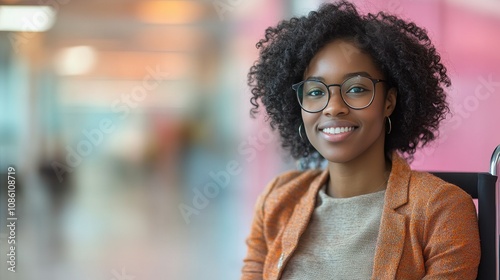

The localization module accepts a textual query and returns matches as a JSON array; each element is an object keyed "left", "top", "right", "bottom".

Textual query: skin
[{"left": 301, "top": 39, "right": 397, "bottom": 198}]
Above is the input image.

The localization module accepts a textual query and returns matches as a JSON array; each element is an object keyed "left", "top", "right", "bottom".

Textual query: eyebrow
[{"left": 306, "top": 71, "right": 373, "bottom": 82}]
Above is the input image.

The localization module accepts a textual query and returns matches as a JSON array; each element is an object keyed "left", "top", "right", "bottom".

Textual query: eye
[
  {"left": 306, "top": 88, "right": 326, "bottom": 97},
  {"left": 346, "top": 86, "right": 367, "bottom": 93},
  {"left": 344, "top": 84, "right": 371, "bottom": 97}
]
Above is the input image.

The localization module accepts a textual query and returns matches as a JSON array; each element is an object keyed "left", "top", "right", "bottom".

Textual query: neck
[{"left": 327, "top": 149, "right": 391, "bottom": 198}]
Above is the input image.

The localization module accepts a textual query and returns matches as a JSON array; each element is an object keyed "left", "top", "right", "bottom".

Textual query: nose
[{"left": 322, "top": 86, "right": 349, "bottom": 116}]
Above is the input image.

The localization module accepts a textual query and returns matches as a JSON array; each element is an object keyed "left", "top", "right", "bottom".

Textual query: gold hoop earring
[
  {"left": 386, "top": 116, "right": 392, "bottom": 134},
  {"left": 299, "top": 124, "right": 304, "bottom": 141}
]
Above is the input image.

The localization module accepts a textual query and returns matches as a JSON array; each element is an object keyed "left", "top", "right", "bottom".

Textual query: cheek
[
  {"left": 301, "top": 111, "right": 315, "bottom": 130},
  {"left": 297, "top": 111, "right": 314, "bottom": 138},
  {"left": 362, "top": 104, "right": 386, "bottom": 131},
  {"left": 367, "top": 95, "right": 388, "bottom": 118},
  {"left": 300, "top": 111, "right": 318, "bottom": 141}
]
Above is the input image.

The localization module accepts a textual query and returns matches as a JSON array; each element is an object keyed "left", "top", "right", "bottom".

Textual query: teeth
[{"left": 322, "top": 127, "right": 354, "bottom": 135}]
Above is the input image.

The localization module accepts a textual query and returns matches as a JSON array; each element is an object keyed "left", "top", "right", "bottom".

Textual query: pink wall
[{"left": 353, "top": 0, "right": 500, "bottom": 172}]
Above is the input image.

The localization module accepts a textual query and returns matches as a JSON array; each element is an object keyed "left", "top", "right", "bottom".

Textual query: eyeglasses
[{"left": 292, "top": 75, "right": 388, "bottom": 112}]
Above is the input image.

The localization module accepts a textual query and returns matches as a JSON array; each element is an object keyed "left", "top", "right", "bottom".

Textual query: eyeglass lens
[{"left": 297, "top": 76, "right": 375, "bottom": 111}]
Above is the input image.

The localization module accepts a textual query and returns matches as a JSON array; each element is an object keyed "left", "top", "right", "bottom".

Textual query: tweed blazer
[{"left": 241, "top": 153, "right": 480, "bottom": 279}]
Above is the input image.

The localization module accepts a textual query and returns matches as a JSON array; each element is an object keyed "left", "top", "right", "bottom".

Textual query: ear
[{"left": 384, "top": 87, "right": 397, "bottom": 117}]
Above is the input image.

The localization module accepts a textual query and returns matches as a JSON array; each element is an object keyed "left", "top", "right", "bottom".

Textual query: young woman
[{"left": 241, "top": 1, "right": 480, "bottom": 279}]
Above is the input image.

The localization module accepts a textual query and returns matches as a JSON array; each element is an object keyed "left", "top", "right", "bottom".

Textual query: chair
[{"left": 430, "top": 144, "right": 500, "bottom": 280}]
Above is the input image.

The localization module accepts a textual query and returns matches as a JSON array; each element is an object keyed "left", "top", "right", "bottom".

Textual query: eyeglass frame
[{"left": 291, "top": 75, "right": 389, "bottom": 112}]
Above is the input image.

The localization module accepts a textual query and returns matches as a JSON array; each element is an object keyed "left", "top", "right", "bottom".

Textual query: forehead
[{"left": 304, "top": 39, "right": 382, "bottom": 80}]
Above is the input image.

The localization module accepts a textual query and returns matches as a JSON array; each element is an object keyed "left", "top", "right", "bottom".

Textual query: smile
[{"left": 321, "top": 126, "right": 356, "bottom": 135}]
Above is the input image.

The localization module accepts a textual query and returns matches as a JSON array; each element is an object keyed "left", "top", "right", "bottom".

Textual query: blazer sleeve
[
  {"left": 422, "top": 184, "right": 481, "bottom": 279},
  {"left": 241, "top": 176, "right": 279, "bottom": 280}
]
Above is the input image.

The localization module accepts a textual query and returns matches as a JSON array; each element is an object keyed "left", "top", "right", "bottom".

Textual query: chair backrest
[{"left": 429, "top": 145, "right": 500, "bottom": 280}]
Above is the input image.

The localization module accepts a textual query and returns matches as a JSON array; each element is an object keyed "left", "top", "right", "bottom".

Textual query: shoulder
[
  {"left": 389, "top": 153, "right": 472, "bottom": 206},
  {"left": 253, "top": 169, "right": 326, "bottom": 240},
  {"left": 407, "top": 171, "right": 473, "bottom": 203},
  {"left": 402, "top": 171, "right": 476, "bottom": 225},
  {"left": 258, "top": 169, "right": 325, "bottom": 210}
]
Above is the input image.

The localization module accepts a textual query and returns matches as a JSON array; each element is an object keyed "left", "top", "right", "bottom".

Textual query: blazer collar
[
  {"left": 276, "top": 168, "right": 329, "bottom": 279},
  {"left": 372, "top": 151, "right": 412, "bottom": 279},
  {"left": 281, "top": 168, "right": 329, "bottom": 249},
  {"left": 385, "top": 152, "right": 411, "bottom": 210}
]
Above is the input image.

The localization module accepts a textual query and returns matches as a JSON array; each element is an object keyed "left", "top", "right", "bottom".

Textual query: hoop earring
[
  {"left": 386, "top": 116, "right": 392, "bottom": 134},
  {"left": 299, "top": 124, "right": 304, "bottom": 141}
]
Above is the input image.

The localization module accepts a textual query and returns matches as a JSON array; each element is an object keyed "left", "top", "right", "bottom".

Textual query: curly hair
[{"left": 248, "top": 0, "right": 450, "bottom": 164}]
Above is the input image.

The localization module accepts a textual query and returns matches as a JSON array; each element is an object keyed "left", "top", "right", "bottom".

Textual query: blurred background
[{"left": 0, "top": 0, "right": 499, "bottom": 279}]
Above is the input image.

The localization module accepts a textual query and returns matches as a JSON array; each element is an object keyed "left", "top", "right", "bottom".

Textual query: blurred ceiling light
[
  {"left": 136, "top": 27, "right": 208, "bottom": 52},
  {"left": 94, "top": 51, "right": 191, "bottom": 80},
  {"left": 0, "top": 5, "right": 56, "bottom": 32},
  {"left": 135, "top": 1, "right": 207, "bottom": 24},
  {"left": 55, "top": 46, "right": 97, "bottom": 76}
]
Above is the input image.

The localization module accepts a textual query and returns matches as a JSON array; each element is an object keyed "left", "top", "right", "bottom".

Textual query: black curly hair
[{"left": 248, "top": 0, "right": 450, "bottom": 164}]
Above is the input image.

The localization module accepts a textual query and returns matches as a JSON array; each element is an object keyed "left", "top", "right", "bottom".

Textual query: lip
[
  {"left": 317, "top": 120, "right": 358, "bottom": 143},
  {"left": 318, "top": 120, "right": 359, "bottom": 130}
]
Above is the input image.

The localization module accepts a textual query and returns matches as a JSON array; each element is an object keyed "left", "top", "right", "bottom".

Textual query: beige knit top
[{"left": 281, "top": 184, "right": 386, "bottom": 279}]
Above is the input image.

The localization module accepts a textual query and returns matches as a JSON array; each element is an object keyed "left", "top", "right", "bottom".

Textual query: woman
[{"left": 241, "top": 1, "right": 480, "bottom": 279}]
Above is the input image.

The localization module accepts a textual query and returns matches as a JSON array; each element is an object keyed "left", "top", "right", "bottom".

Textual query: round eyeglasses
[{"left": 292, "top": 75, "right": 388, "bottom": 112}]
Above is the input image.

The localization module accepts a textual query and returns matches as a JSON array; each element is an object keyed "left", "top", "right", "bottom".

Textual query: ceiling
[{"left": 1, "top": 0, "right": 224, "bottom": 83}]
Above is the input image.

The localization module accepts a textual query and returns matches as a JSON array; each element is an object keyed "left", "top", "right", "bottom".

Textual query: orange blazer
[{"left": 241, "top": 153, "right": 480, "bottom": 279}]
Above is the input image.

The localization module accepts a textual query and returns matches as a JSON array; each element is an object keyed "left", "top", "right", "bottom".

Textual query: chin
[{"left": 316, "top": 147, "right": 358, "bottom": 164}]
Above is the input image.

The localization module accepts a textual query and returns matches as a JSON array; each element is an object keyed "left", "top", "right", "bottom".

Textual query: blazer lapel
[
  {"left": 372, "top": 153, "right": 411, "bottom": 279},
  {"left": 274, "top": 169, "right": 329, "bottom": 279}
]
